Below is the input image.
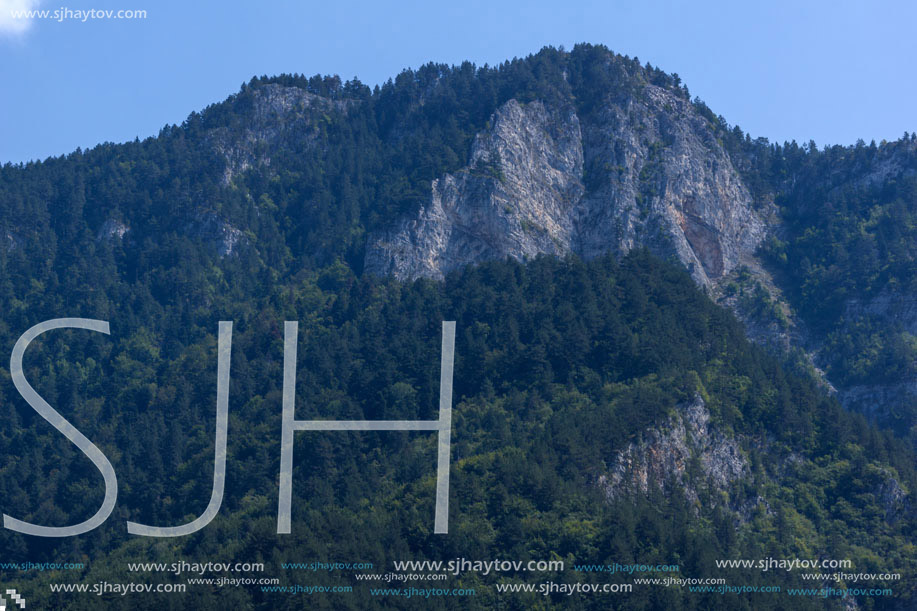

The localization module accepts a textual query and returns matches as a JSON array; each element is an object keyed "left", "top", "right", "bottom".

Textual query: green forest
[
  {"left": 0, "top": 44, "right": 915, "bottom": 609},
  {"left": 1, "top": 253, "right": 913, "bottom": 609}
]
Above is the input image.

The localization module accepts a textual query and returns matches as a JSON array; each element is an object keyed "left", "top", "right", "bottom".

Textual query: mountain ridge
[{"left": 4, "top": 45, "right": 916, "bottom": 438}]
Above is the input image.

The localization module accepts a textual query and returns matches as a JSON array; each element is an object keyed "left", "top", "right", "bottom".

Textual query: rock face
[
  {"left": 873, "top": 468, "right": 911, "bottom": 524},
  {"left": 598, "top": 394, "right": 748, "bottom": 505},
  {"left": 573, "top": 86, "right": 765, "bottom": 287},
  {"left": 843, "top": 289, "right": 917, "bottom": 337},
  {"left": 365, "top": 100, "right": 583, "bottom": 279},
  {"left": 187, "top": 211, "right": 246, "bottom": 257},
  {"left": 208, "top": 84, "right": 350, "bottom": 185},
  {"left": 96, "top": 219, "right": 129, "bottom": 241},
  {"left": 361, "top": 80, "right": 915, "bottom": 441},
  {"left": 835, "top": 288, "right": 917, "bottom": 422},
  {"left": 365, "top": 86, "right": 766, "bottom": 287}
]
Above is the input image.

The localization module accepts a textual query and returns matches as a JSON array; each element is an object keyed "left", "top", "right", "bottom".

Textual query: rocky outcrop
[
  {"left": 838, "top": 382, "right": 917, "bottom": 424},
  {"left": 842, "top": 288, "right": 917, "bottom": 337},
  {"left": 598, "top": 395, "right": 748, "bottom": 506},
  {"left": 208, "top": 83, "right": 351, "bottom": 185},
  {"left": 96, "top": 219, "right": 129, "bottom": 241},
  {"left": 4, "top": 231, "right": 22, "bottom": 251},
  {"left": 365, "top": 99, "right": 583, "bottom": 279},
  {"left": 818, "top": 288, "right": 917, "bottom": 426},
  {"left": 365, "top": 85, "right": 766, "bottom": 287},
  {"left": 187, "top": 211, "right": 246, "bottom": 257},
  {"left": 573, "top": 85, "right": 765, "bottom": 287},
  {"left": 873, "top": 468, "right": 910, "bottom": 524}
]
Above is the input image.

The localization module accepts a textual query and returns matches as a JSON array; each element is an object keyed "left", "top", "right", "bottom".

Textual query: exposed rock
[
  {"left": 4, "top": 231, "right": 22, "bottom": 251},
  {"left": 715, "top": 264, "right": 794, "bottom": 352},
  {"left": 843, "top": 288, "right": 917, "bottom": 336},
  {"left": 573, "top": 85, "right": 765, "bottom": 287},
  {"left": 713, "top": 262, "right": 837, "bottom": 394},
  {"left": 187, "top": 211, "right": 246, "bottom": 257},
  {"left": 96, "top": 219, "right": 129, "bottom": 241},
  {"left": 365, "top": 99, "right": 583, "bottom": 279},
  {"left": 597, "top": 394, "right": 748, "bottom": 506},
  {"left": 365, "top": 86, "right": 766, "bottom": 287},
  {"left": 850, "top": 139, "right": 917, "bottom": 191},
  {"left": 809, "top": 288, "right": 917, "bottom": 427},
  {"left": 872, "top": 469, "right": 910, "bottom": 524},
  {"left": 838, "top": 382, "right": 917, "bottom": 425},
  {"left": 208, "top": 83, "right": 351, "bottom": 185}
]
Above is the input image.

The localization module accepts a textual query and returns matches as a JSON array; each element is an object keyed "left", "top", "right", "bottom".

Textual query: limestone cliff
[
  {"left": 199, "top": 55, "right": 915, "bottom": 446},
  {"left": 361, "top": 77, "right": 916, "bottom": 441},
  {"left": 597, "top": 394, "right": 750, "bottom": 511},
  {"left": 365, "top": 85, "right": 766, "bottom": 287}
]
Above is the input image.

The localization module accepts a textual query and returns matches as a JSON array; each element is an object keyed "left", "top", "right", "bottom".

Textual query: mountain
[
  {"left": 0, "top": 44, "right": 915, "bottom": 609},
  {"left": 363, "top": 68, "right": 766, "bottom": 287},
  {"left": 354, "top": 50, "right": 917, "bottom": 440}
]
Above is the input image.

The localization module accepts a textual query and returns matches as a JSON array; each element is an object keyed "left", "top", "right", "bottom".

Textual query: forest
[{"left": 0, "top": 44, "right": 915, "bottom": 609}]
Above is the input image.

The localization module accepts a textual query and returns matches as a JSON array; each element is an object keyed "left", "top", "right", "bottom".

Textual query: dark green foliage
[
  {"left": 0, "top": 253, "right": 913, "bottom": 609},
  {"left": 712, "top": 127, "right": 917, "bottom": 433},
  {"left": 0, "top": 45, "right": 914, "bottom": 609}
]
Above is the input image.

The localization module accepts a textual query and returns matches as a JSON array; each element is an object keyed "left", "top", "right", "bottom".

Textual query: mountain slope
[
  {"left": 364, "top": 70, "right": 765, "bottom": 288},
  {"left": 0, "top": 44, "right": 915, "bottom": 609}
]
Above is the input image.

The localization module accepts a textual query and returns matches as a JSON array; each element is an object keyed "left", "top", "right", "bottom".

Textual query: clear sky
[{"left": 1, "top": 0, "right": 914, "bottom": 164}]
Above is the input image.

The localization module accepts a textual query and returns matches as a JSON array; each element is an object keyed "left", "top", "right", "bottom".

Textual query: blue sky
[{"left": 0, "top": 0, "right": 914, "bottom": 164}]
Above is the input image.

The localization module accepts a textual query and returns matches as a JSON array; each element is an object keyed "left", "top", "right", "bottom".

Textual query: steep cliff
[
  {"left": 364, "top": 99, "right": 583, "bottom": 278},
  {"left": 357, "top": 55, "right": 917, "bottom": 443},
  {"left": 365, "top": 83, "right": 767, "bottom": 288}
]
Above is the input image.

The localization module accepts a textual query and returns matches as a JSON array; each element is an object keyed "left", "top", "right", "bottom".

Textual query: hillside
[{"left": 0, "top": 44, "right": 915, "bottom": 609}]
